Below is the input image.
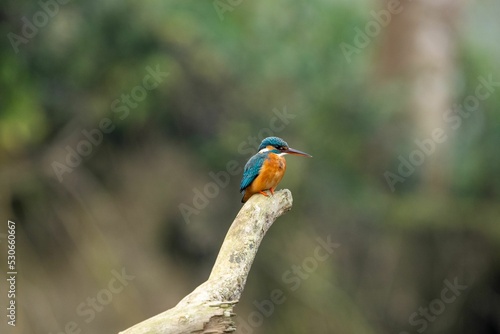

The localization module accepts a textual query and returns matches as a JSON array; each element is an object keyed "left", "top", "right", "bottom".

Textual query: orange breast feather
[{"left": 243, "top": 153, "right": 286, "bottom": 202}]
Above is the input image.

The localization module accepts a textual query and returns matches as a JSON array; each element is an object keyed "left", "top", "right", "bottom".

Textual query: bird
[{"left": 240, "top": 136, "right": 312, "bottom": 203}]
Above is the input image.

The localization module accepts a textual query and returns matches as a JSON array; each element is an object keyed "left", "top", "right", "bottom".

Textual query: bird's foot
[{"left": 259, "top": 189, "right": 275, "bottom": 198}]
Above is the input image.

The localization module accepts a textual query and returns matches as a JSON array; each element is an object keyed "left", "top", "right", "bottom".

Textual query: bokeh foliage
[{"left": 1, "top": 0, "right": 499, "bottom": 333}]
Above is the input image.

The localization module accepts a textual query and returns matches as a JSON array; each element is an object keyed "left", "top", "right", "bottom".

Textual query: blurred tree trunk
[{"left": 377, "top": 0, "right": 463, "bottom": 193}]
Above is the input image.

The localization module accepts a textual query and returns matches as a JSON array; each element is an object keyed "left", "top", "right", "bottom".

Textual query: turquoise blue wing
[{"left": 240, "top": 153, "right": 266, "bottom": 192}]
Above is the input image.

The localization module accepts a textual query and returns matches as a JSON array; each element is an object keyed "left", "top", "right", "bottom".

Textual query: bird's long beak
[{"left": 284, "top": 147, "right": 312, "bottom": 157}]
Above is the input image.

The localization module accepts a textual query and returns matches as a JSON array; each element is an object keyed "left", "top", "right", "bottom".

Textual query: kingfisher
[{"left": 240, "top": 136, "right": 312, "bottom": 203}]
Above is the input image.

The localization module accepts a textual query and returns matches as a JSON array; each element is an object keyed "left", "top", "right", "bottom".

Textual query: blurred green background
[{"left": 1, "top": 0, "right": 500, "bottom": 333}]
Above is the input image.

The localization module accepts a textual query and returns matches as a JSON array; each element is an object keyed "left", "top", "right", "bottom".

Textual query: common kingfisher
[{"left": 240, "top": 137, "right": 312, "bottom": 203}]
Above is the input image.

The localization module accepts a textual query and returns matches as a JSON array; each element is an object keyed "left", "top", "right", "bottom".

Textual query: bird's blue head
[
  {"left": 257, "top": 136, "right": 312, "bottom": 157},
  {"left": 258, "top": 137, "right": 289, "bottom": 152}
]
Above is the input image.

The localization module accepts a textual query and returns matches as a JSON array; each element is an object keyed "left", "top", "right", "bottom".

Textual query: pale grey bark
[{"left": 119, "top": 189, "right": 293, "bottom": 334}]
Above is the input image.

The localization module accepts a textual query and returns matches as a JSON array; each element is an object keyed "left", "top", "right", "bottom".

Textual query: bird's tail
[{"left": 241, "top": 190, "right": 248, "bottom": 203}]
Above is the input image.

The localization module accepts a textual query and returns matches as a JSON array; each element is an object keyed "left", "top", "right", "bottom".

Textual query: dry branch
[{"left": 119, "top": 189, "right": 293, "bottom": 334}]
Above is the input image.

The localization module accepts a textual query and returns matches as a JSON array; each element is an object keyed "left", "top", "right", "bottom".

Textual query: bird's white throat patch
[{"left": 257, "top": 147, "right": 288, "bottom": 156}]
